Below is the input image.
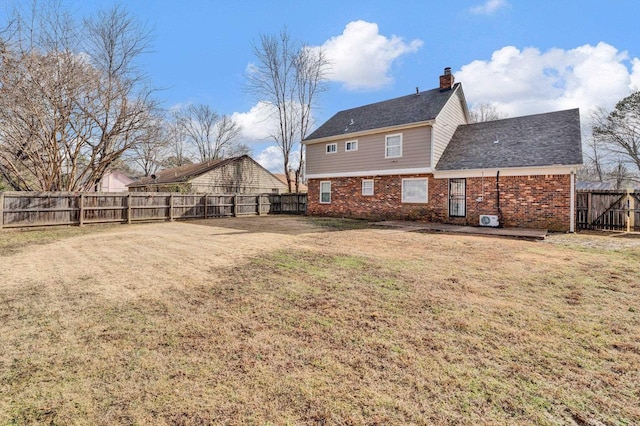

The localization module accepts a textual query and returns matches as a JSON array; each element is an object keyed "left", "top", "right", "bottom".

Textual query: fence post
[
  {"left": 630, "top": 190, "right": 636, "bottom": 230},
  {"left": 627, "top": 190, "right": 633, "bottom": 233},
  {"left": 169, "top": 194, "right": 175, "bottom": 221},
  {"left": 204, "top": 194, "right": 208, "bottom": 219},
  {"left": 0, "top": 192, "right": 4, "bottom": 230},
  {"left": 127, "top": 193, "right": 132, "bottom": 224},
  {"left": 257, "top": 194, "right": 262, "bottom": 216},
  {"left": 233, "top": 194, "right": 238, "bottom": 217},
  {"left": 79, "top": 193, "right": 85, "bottom": 227}
]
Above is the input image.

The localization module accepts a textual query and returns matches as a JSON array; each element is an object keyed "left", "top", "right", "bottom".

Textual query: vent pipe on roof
[{"left": 439, "top": 67, "right": 454, "bottom": 92}]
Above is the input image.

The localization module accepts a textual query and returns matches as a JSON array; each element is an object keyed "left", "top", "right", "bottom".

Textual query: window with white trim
[
  {"left": 345, "top": 140, "right": 358, "bottom": 152},
  {"left": 362, "top": 179, "right": 374, "bottom": 196},
  {"left": 402, "top": 178, "right": 428, "bottom": 203},
  {"left": 320, "top": 181, "right": 331, "bottom": 203},
  {"left": 326, "top": 143, "right": 337, "bottom": 154},
  {"left": 385, "top": 134, "right": 402, "bottom": 158}
]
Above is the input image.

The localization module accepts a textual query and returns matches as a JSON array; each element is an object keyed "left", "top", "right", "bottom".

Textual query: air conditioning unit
[{"left": 479, "top": 215, "right": 499, "bottom": 227}]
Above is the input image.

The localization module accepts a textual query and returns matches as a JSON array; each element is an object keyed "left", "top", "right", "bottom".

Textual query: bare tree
[
  {"left": 293, "top": 44, "right": 328, "bottom": 192},
  {"left": 161, "top": 116, "right": 193, "bottom": 168},
  {"left": 578, "top": 135, "right": 606, "bottom": 183},
  {"left": 469, "top": 103, "right": 508, "bottom": 123},
  {"left": 128, "top": 114, "right": 168, "bottom": 176},
  {"left": 592, "top": 92, "right": 640, "bottom": 180},
  {"left": 175, "top": 104, "right": 241, "bottom": 162},
  {"left": 0, "top": 2, "right": 157, "bottom": 191},
  {"left": 224, "top": 142, "right": 252, "bottom": 158},
  {"left": 246, "top": 29, "right": 329, "bottom": 192}
]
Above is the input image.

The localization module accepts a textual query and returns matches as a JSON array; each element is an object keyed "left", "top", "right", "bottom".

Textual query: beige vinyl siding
[
  {"left": 306, "top": 125, "right": 431, "bottom": 176},
  {"left": 190, "top": 157, "right": 288, "bottom": 193},
  {"left": 432, "top": 88, "right": 468, "bottom": 167}
]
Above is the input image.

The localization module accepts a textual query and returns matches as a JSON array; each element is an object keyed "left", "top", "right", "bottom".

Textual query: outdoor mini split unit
[{"left": 479, "top": 215, "right": 500, "bottom": 227}]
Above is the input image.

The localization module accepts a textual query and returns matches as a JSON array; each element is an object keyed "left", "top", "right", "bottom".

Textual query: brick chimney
[{"left": 439, "top": 67, "right": 454, "bottom": 91}]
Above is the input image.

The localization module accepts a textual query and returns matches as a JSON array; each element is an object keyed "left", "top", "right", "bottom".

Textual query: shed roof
[
  {"left": 436, "top": 108, "right": 583, "bottom": 171},
  {"left": 304, "top": 84, "right": 462, "bottom": 142},
  {"left": 128, "top": 156, "right": 240, "bottom": 187}
]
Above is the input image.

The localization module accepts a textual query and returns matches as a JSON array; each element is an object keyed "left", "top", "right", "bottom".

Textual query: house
[
  {"left": 127, "top": 155, "right": 289, "bottom": 194},
  {"left": 302, "top": 68, "right": 583, "bottom": 232},
  {"left": 273, "top": 173, "right": 308, "bottom": 193},
  {"left": 89, "top": 170, "right": 134, "bottom": 192}
]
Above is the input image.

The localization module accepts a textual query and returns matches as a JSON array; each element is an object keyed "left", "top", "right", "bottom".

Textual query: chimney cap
[{"left": 444, "top": 67, "right": 452, "bottom": 75}]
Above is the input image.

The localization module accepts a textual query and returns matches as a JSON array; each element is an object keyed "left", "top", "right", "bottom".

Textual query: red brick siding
[
  {"left": 309, "top": 174, "right": 446, "bottom": 221},
  {"left": 307, "top": 174, "right": 571, "bottom": 231}
]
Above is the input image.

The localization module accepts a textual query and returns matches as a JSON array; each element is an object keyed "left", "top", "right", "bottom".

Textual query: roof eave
[{"left": 433, "top": 164, "right": 583, "bottom": 178}]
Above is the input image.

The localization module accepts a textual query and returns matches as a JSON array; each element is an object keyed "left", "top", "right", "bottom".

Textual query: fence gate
[{"left": 576, "top": 190, "right": 639, "bottom": 232}]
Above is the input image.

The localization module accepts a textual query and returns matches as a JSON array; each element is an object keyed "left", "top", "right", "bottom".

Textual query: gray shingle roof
[
  {"left": 304, "top": 84, "right": 461, "bottom": 141},
  {"left": 436, "top": 109, "right": 583, "bottom": 170}
]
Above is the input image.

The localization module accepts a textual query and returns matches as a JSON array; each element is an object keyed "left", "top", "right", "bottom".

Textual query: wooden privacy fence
[
  {"left": 0, "top": 192, "right": 308, "bottom": 229},
  {"left": 576, "top": 190, "right": 639, "bottom": 232}
]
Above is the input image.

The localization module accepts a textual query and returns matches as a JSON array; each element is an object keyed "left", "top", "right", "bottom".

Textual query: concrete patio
[{"left": 370, "top": 220, "right": 549, "bottom": 240}]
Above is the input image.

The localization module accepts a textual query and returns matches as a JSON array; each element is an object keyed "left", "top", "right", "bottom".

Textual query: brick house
[{"left": 302, "top": 68, "right": 583, "bottom": 231}]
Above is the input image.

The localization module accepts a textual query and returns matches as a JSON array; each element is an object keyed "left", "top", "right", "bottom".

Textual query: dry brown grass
[{"left": 0, "top": 217, "right": 639, "bottom": 425}]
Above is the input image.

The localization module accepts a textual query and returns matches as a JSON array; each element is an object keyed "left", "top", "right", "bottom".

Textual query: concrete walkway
[{"left": 370, "top": 220, "right": 548, "bottom": 240}]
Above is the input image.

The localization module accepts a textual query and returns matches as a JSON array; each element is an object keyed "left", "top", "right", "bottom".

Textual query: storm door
[{"left": 449, "top": 178, "right": 466, "bottom": 217}]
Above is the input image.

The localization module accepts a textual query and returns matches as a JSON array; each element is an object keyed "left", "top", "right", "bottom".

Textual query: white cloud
[
  {"left": 469, "top": 0, "right": 508, "bottom": 15},
  {"left": 255, "top": 145, "right": 282, "bottom": 173},
  {"left": 456, "top": 42, "right": 640, "bottom": 119},
  {"left": 231, "top": 101, "right": 305, "bottom": 173},
  {"left": 231, "top": 101, "right": 277, "bottom": 143},
  {"left": 319, "top": 20, "right": 423, "bottom": 91},
  {"left": 630, "top": 58, "right": 640, "bottom": 91},
  {"left": 254, "top": 145, "right": 300, "bottom": 174}
]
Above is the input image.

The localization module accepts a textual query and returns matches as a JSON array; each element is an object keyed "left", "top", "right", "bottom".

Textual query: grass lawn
[{"left": 0, "top": 217, "right": 639, "bottom": 425}]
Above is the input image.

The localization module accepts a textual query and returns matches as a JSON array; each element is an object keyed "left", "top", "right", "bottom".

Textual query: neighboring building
[
  {"left": 127, "top": 155, "right": 289, "bottom": 194},
  {"left": 576, "top": 181, "right": 615, "bottom": 191},
  {"left": 273, "top": 173, "right": 308, "bottom": 193},
  {"left": 88, "top": 170, "right": 134, "bottom": 192},
  {"left": 303, "top": 68, "right": 583, "bottom": 231},
  {"left": 576, "top": 181, "right": 640, "bottom": 191}
]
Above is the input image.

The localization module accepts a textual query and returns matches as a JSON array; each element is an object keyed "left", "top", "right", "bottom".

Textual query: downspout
[
  {"left": 570, "top": 170, "right": 575, "bottom": 233},
  {"left": 496, "top": 170, "right": 503, "bottom": 226}
]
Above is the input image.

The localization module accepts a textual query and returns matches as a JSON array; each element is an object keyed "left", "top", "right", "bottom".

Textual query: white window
[
  {"left": 362, "top": 179, "right": 374, "bottom": 196},
  {"left": 385, "top": 134, "right": 402, "bottom": 158},
  {"left": 320, "top": 181, "right": 331, "bottom": 203},
  {"left": 345, "top": 140, "right": 358, "bottom": 152},
  {"left": 326, "top": 143, "right": 337, "bottom": 154},
  {"left": 402, "top": 178, "right": 428, "bottom": 203}
]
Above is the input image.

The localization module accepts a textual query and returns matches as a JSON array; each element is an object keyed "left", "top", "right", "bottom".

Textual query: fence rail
[{"left": 0, "top": 191, "right": 307, "bottom": 229}]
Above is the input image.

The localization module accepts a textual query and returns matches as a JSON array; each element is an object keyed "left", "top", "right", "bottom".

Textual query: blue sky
[{"left": 6, "top": 0, "right": 640, "bottom": 172}]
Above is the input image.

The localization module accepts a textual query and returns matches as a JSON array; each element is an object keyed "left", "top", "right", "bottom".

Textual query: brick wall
[{"left": 307, "top": 173, "right": 572, "bottom": 231}]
